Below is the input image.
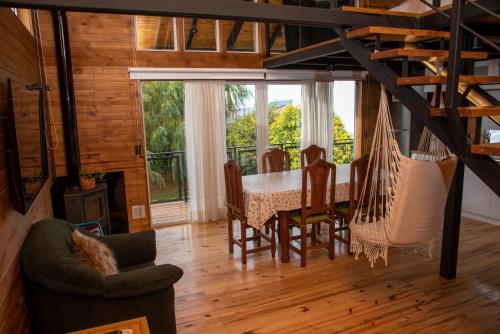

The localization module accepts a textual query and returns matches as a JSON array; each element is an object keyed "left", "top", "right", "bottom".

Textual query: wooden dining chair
[
  {"left": 334, "top": 155, "right": 371, "bottom": 251},
  {"left": 287, "top": 159, "right": 336, "bottom": 267},
  {"left": 224, "top": 160, "right": 276, "bottom": 264},
  {"left": 300, "top": 145, "right": 326, "bottom": 168},
  {"left": 262, "top": 148, "right": 291, "bottom": 173}
]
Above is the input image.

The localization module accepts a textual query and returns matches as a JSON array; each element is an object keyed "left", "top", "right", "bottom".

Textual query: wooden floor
[
  {"left": 151, "top": 201, "right": 189, "bottom": 226},
  {"left": 155, "top": 217, "right": 500, "bottom": 334}
]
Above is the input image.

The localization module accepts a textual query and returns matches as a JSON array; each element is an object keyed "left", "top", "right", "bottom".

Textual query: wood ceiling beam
[
  {"left": 227, "top": 21, "right": 244, "bottom": 51},
  {"left": 264, "top": 38, "right": 345, "bottom": 69},
  {"left": 0, "top": 0, "right": 418, "bottom": 28},
  {"left": 186, "top": 18, "right": 199, "bottom": 49}
]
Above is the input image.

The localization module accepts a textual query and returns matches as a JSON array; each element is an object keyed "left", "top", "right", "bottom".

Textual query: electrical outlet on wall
[{"left": 132, "top": 205, "right": 146, "bottom": 219}]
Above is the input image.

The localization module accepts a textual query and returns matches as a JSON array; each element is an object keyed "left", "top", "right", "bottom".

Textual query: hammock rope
[{"left": 350, "top": 86, "right": 457, "bottom": 267}]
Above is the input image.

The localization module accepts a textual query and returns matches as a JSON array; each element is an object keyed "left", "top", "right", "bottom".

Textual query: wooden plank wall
[
  {"left": 0, "top": 8, "right": 55, "bottom": 334},
  {"left": 38, "top": 11, "right": 265, "bottom": 232},
  {"left": 359, "top": 74, "right": 381, "bottom": 156}
]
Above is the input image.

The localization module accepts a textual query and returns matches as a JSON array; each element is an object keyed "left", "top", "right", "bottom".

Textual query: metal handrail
[
  {"left": 147, "top": 140, "right": 354, "bottom": 203},
  {"left": 417, "top": 0, "right": 500, "bottom": 53}
]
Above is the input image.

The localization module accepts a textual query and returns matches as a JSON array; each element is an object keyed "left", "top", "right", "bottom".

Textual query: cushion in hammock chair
[{"left": 385, "top": 155, "right": 457, "bottom": 246}]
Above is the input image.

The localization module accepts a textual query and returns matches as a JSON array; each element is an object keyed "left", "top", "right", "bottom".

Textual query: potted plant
[
  {"left": 79, "top": 171, "right": 106, "bottom": 191},
  {"left": 23, "top": 172, "right": 44, "bottom": 195}
]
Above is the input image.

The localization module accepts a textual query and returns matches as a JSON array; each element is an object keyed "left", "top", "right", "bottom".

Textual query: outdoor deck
[{"left": 151, "top": 201, "right": 190, "bottom": 226}]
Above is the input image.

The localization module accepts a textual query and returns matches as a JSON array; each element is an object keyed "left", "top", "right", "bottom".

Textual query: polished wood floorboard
[{"left": 155, "top": 217, "right": 500, "bottom": 334}]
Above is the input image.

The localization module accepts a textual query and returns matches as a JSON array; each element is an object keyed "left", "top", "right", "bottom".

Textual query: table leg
[{"left": 278, "top": 211, "right": 290, "bottom": 263}]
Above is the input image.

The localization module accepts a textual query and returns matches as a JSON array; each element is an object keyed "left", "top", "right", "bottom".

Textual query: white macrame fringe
[{"left": 350, "top": 231, "right": 388, "bottom": 268}]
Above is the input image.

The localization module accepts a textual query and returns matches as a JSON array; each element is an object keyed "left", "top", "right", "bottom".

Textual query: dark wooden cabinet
[{"left": 64, "top": 183, "right": 111, "bottom": 234}]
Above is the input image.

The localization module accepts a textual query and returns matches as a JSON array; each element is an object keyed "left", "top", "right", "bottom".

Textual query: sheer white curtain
[
  {"left": 255, "top": 82, "right": 268, "bottom": 173},
  {"left": 184, "top": 81, "right": 227, "bottom": 222},
  {"left": 301, "top": 81, "right": 334, "bottom": 161}
]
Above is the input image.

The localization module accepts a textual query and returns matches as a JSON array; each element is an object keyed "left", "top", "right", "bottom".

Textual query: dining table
[{"left": 242, "top": 164, "right": 351, "bottom": 263}]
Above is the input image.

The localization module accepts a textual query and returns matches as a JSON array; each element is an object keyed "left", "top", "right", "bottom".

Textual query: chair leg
[
  {"left": 328, "top": 222, "right": 335, "bottom": 260},
  {"left": 347, "top": 224, "right": 353, "bottom": 255},
  {"left": 300, "top": 224, "right": 307, "bottom": 267},
  {"left": 257, "top": 229, "right": 262, "bottom": 247},
  {"left": 277, "top": 219, "right": 281, "bottom": 243},
  {"left": 271, "top": 222, "right": 276, "bottom": 258},
  {"left": 316, "top": 222, "right": 321, "bottom": 235},
  {"left": 311, "top": 223, "right": 317, "bottom": 245},
  {"left": 265, "top": 225, "right": 270, "bottom": 235},
  {"left": 228, "top": 214, "right": 233, "bottom": 253},
  {"left": 241, "top": 222, "right": 247, "bottom": 265}
]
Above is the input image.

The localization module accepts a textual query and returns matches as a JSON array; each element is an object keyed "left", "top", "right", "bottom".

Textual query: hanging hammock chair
[{"left": 350, "top": 86, "right": 458, "bottom": 267}]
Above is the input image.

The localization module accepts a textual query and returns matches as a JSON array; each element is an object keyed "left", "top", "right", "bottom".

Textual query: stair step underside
[
  {"left": 339, "top": 6, "right": 421, "bottom": 18},
  {"left": 397, "top": 75, "right": 500, "bottom": 86},
  {"left": 431, "top": 106, "right": 500, "bottom": 117},
  {"left": 347, "top": 26, "right": 450, "bottom": 43},
  {"left": 372, "top": 49, "right": 488, "bottom": 61},
  {"left": 471, "top": 143, "right": 500, "bottom": 156}
]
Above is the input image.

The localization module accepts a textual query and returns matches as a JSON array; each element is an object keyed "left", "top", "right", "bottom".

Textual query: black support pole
[
  {"left": 52, "top": 10, "right": 81, "bottom": 186},
  {"left": 440, "top": 0, "right": 466, "bottom": 280},
  {"left": 440, "top": 161, "right": 464, "bottom": 279}
]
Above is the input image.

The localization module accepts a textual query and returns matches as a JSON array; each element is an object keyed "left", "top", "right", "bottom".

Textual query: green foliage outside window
[{"left": 143, "top": 82, "right": 354, "bottom": 202}]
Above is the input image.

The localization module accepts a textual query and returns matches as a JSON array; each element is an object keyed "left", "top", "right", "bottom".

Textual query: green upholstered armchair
[{"left": 22, "top": 219, "right": 183, "bottom": 334}]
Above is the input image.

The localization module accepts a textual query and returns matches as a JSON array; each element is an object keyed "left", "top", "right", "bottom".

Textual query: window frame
[
  {"left": 182, "top": 18, "right": 221, "bottom": 53},
  {"left": 135, "top": 16, "right": 178, "bottom": 52}
]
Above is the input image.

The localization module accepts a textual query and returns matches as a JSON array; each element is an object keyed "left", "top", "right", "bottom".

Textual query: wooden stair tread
[
  {"left": 431, "top": 106, "right": 500, "bottom": 117},
  {"left": 471, "top": 143, "right": 500, "bottom": 156},
  {"left": 372, "top": 49, "right": 488, "bottom": 61},
  {"left": 397, "top": 75, "right": 500, "bottom": 86},
  {"left": 347, "top": 26, "right": 450, "bottom": 43}
]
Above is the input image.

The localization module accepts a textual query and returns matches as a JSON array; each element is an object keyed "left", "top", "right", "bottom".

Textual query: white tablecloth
[{"left": 242, "top": 165, "right": 350, "bottom": 229}]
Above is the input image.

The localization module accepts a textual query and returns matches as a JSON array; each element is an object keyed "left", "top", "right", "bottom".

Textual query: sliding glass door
[
  {"left": 268, "top": 84, "right": 302, "bottom": 169},
  {"left": 333, "top": 81, "right": 355, "bottom": 164},
  {"left": 225, "top": 84, "right": 257, "bottom": 175},
  {"left": 142, "top": 81, "right": 189, "bottom": 226}
]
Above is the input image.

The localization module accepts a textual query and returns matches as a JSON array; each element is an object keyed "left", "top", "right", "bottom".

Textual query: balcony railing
[{"left": 147, "top": 140, "right": 354, "bottom": 203}]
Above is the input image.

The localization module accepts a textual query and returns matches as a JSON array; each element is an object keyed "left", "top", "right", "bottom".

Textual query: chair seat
[
  {"left": 334, "top": 202, "right": 350, "bottom": 217},
  {"left": 289, "top": 211, "right": 333, "bottom": 225},
  {"left": 335, "top": 202, "right": 372, "bottom": 219}
]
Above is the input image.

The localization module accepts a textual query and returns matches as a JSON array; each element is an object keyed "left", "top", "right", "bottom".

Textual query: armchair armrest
[
  {"left": 101, "top": 230, "right": 156, "bottom": 268},
  {"left": 103, "top": 264, "right": 183, "bottom": 298}
]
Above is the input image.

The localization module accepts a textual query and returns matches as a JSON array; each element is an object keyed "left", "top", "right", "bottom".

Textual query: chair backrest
[
  {"left": 262, "top": 148, "right": 291, "bottom": 173},
  {"left": 224, "top": 160, "right": 245, "bottom": 217},
  {"left": 350, "top": 155, "right": 371, "bottom": 203},
  {"left": 301, "top": 159, "right": 336, "bottom": 222},
  {"left": 300, "top": 145, "right": 326, "bottom": 168}
]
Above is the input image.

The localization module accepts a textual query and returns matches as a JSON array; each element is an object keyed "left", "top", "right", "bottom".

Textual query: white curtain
[
  {"left": 255, "top": 82, "right": 268, "bottom": 173},
  {"left": 184, "top": 81, "right": 227, "bottom": 222},
  {"left": 301, "top": 81, "right": 334, "bottom": 161}
]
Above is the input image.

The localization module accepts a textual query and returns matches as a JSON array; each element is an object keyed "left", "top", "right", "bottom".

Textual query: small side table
[{"left": 67, "top": 317, "right": 150, "bottom": 334}]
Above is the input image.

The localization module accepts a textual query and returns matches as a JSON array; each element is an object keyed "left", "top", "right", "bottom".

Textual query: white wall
[{"left": 462, "top": 167, "right": 500, "bottom": 226}]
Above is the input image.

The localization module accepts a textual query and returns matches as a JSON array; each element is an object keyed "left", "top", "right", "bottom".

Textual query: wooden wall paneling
[
  {"left": 0, "top": 8, "right": 56, "bottom": 334},
  {"left": 360, "top": 74, "right": 381, "bottom": 156},
  {"left": 39, "top": 10, "right": 267, "bottom": 232}
]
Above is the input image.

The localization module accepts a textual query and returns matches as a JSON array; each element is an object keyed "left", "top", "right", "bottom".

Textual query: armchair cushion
[{"left": 101, "top": 230, "right": 156, "bottom": 268}]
